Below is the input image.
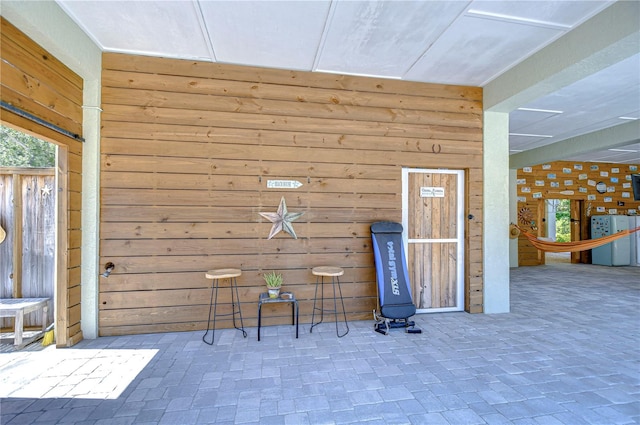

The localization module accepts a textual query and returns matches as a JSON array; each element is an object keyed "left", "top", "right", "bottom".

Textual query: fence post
[{"left": 12, "top": 173, "right": 22, "bottom": 298}]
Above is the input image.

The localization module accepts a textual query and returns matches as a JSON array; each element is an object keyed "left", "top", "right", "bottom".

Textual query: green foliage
[
  {"left": 0, "top": 125, "right": 55, "bottom": 167},
  {"left": 555, "top": 199, "right": 571, "bottom": 242},
  {"left": 263, "top": 271, "right": 283, "bottom": 288}
]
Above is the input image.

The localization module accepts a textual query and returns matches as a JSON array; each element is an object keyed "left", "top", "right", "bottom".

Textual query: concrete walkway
[{"left": 1, "top": 263, "right": 638, "bottom": 424}]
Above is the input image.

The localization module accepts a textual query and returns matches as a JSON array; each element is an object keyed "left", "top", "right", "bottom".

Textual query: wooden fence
[{"left": 0, "top": 167, "right": 55, "bottom": 328}]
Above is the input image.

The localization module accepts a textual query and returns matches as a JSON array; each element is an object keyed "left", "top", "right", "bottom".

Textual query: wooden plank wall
[
  {"left": 0, "top": 17, "right": 84, "bottom": 346},
  {"left": 0, "top": 168, "right": 56, "bottom": 328},
  {"left": 516, "top": 160, "right": 640, "bottom": 266},
  {"left": 100, "top": 52, "right": 484, "bottom": 336},
  {"left": 516, "top": 199, "right": 545, "bottom": 267}
]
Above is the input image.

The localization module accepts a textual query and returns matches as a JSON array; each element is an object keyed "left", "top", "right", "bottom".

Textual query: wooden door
[
  {"left": 402, "top": 169, "right": 464, "bottom": 312},
  {"left": 570, "top": 200, "right": 588, "bottom": 263},
  {"left": 538, "top": 199, "right": 546, "bottom": 265}
]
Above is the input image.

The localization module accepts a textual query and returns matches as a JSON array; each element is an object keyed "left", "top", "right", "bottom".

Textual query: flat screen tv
[{"left": 632, "top": 173, "right": 640, "bottom": 201}]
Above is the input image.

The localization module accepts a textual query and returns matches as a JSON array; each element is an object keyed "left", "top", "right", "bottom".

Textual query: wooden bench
[{"left": 0, "top": 298, "right": 50, "bottom": 347}]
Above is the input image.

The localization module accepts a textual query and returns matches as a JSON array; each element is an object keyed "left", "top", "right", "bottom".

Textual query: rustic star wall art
[
  {"left": 41, "top": 185, "right": 52, "bottom": 197},
  {"left": 259, "top": 197, "right": 304, "bottom": 239}
]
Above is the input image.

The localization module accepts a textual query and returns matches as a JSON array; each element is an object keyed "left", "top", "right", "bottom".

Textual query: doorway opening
[
  {"left": 545, "top": 199, "right": 571, "bottom": 264},
  {"left": 402, "top": 168, "right": 465, "bottom": 313},
  {"left": 0, "top": 125, "right": 58, "bottom": 348}
]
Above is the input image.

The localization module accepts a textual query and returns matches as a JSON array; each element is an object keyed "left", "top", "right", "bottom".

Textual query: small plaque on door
[{"left": 420, "top": 187, "right": 445, "bottom": 198}]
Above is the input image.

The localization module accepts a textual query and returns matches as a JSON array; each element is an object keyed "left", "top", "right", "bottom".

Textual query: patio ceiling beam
[
  {"left": 510, "top": 120, "right": 640, "bottom": 169},
  {"left": 484, "top": 1, "right": 640, "bottom": 113}
]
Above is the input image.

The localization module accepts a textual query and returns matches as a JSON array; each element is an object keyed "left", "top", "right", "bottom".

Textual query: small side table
[{"left": 257, "top": 292, "right": 299, "bottom": 341}]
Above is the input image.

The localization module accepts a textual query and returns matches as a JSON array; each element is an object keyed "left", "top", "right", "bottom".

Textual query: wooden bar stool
[
  {"left": 310, "top": 266, "right": 349, "bottom": 337},
  {"left": 202, "top": 268, "right": 247, "bottom": 345}
]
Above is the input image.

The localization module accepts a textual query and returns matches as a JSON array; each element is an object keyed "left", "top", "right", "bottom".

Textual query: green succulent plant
[{"left": 263, "top": 271, "right": 283, "bottom": 288}]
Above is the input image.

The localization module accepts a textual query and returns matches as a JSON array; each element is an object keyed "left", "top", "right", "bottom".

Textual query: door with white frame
[{"left": 402, "top": 168, "right": 464, "bottom": 312}]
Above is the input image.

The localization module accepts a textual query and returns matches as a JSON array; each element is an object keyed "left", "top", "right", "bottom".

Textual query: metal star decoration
[{"left": 259, "top": 197, "right": 304, "bottom": 239}]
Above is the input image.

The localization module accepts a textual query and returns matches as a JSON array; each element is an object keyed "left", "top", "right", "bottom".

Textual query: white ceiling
[{"left": 55, "top": 0, "right": 640, "bottom": 165}]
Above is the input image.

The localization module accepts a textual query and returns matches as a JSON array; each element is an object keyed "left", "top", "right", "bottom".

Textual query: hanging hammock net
[{"left": 515, "top": 225, "right": 640, "bottom": 253}]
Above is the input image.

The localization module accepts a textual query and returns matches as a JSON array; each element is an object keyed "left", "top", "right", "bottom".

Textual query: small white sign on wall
[
  {"left": 267, "top": 180, "right": 303, "bottom": 189},
  {"left": 420, "top": 187, "right": 445, "bottom": 198}
]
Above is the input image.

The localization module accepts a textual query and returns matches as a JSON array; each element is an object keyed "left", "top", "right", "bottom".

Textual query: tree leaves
[{"left": 0, "top": 125, "right": 55, "bottom": 167}]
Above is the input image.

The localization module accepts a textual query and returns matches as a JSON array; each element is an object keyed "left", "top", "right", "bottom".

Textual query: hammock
[{"left": 516, "top": 225, "right": 640, "bottom": 253}]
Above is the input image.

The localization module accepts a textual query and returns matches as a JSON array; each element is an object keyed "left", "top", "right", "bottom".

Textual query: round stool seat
[
  {"left": 206, "top": 268, "right": 242, "bottom": 280},
  {"left": 312, "top": 266, "right": 344, "bottom": 277}
]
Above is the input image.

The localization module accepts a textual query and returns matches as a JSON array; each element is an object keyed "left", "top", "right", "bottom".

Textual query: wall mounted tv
[{"left": 633, "top": 174, "right": 640, "bottom": 201}]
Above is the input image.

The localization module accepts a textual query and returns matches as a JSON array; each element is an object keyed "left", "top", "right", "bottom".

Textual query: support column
[
  {"left": 81, "top": 78, "right": 102, "bottom": 339},
  {"left": 483, "top": 111, "right": 510, "bottom": 313}
]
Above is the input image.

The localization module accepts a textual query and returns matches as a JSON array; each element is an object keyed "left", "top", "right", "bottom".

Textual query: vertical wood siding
[
  {"left": 0, "top": 169, "right": 56, "bottom": 328},
  {"left": 0, "top": 175, "right": 15, "bottom": 300},
  {"left": 517, "top": 200, "right": 545, "bottom": 267},
  {"left": 1, "top": 17, "right": 84, "bottom": 346},
  {"left": 100, "top": 52, "right": 484, "bottom": 335}
]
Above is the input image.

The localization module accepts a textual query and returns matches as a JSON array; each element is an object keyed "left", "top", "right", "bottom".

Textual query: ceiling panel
[
  {"left": 58, "top": 1, "right": 212, "bottom": 60},
  {"left": 315, "top": 1, "right": 470, "bottom": 78},
  {"left": 520, "top": 54, "right": 640, "bottom": 116},
  {"left": 509, "top": 134, "right": 555, "bottom": 152},
  {"left": 567, "top": 144, "right": 640, "bottom": 164},
  {"left": 467, "top": 0, "right": 614, "bottom": 27},
  {"left": 524, "top": 115, "right": 638, "bottom": 150},
  {"left": 510, "top": 109, "right": 561, "bottom": 134},
  {"left": 510, "top": 53, "right": 640, "bottom": 154},
  {"left": 404, "top": 15, "right": 564, "bottom": 86},
  {"left": 199, "top": 0, "right": 331, "bottom": 70},
  {"left": 51, "top": 0, "right": 637, "bottom": 165}
]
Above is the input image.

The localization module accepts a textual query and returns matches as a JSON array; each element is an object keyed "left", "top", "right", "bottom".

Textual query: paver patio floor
[{"left": 1, "top": 263, "right": 638, "bottom": 424}]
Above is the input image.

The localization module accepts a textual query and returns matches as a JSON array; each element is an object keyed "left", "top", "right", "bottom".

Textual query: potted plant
[{"left": 263, "top": 271, "right": 283, "bottom": 298}]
